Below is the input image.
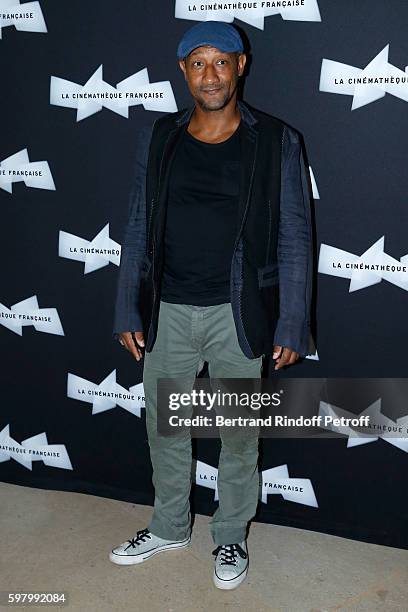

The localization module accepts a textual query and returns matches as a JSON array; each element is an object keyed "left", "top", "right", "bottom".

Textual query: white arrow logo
[
  {"left": 195, "top": 460, "right": 219, "bottom": 500},
  {"left": 309, "top": 166, "right": 319, "bottom": 199},
  {"left": 175, "top": 0, "right": 321, "bottom": 29},
  {"left": 59, "top": 223, "right": 121, "bottom": 274},
  {"left": 0, "top": 1, "right": 47, "bottom": 39},
  {"left": 0, "top": 148, "right": 55, "bottom": 193},
  {"left": 318, "top": 236, "right": 408, "bottom": 292},
  {"left": 67, "top": 370, "right": 145, "bottom": 418},
  {"left": 0, "top": 424, "right": 72, "bottom": 470},
  {"left": 50, "top": 65, "right": 178, "bottom": 121},
  {"left": 0, "top": 295, "right": 64, "bottom": 336},
  {"left": 261, "top": 464, "right": 318, "bottom": 506},
  {"left": 320, "top": 44, "right": 408, "bottom": 110},
  {"left": 319, "top": 399, "right": 408, "bottom": 453}
]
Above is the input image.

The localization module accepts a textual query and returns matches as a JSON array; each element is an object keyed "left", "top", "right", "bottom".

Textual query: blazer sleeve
[
  {"left": 112, "top": 124, "right": 153, "bottom": 339},
  {"left": 273, "top": 124, "right": 313, "bottom": 357}
]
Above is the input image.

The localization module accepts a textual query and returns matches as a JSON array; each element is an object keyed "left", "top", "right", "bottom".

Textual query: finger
[
  {"left": 133, "top": 332, "right": 145, "bottom": 348},
  {"left": 274, "top": 348, "right": 291, "bottom": 370},
  {"left": 272, "top": 345, "right": 282, "bottom": 359},
  {"left": 122, "top": 333, "right": 142, "bottom": 361},
  {"left": 127, "top": 337, "right": 142, "bottom": 361},
  {"left": 119, "top": 333, "right": 131, "bottom": 349},
  {"left": 288, "top": 352, "right": 299, "bottom": 365},
  {"left": 130, "top": 333, "right": 144, "bottom": 361},
  {"left": 281, "top": 347, "right": 293, "bottom": 363}
]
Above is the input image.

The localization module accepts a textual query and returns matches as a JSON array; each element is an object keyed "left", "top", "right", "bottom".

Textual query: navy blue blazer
[{"left": 113, "top": 100, "right": 313, "bottom": 357}]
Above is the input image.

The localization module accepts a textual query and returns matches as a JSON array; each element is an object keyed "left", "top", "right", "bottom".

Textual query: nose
[{"left": 202, "top": 63, "right": 220, "bottom": 86}]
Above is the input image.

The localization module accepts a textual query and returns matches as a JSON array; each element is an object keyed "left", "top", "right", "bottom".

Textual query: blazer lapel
[
  {"left": 235, "top": 120, "right": 258, "bottom": 246},
  {"left": 153, "top": 123, "right": 186, "bottom": 246}
]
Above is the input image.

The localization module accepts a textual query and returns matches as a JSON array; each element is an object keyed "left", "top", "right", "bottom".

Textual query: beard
[{"left": 194, "top": 85, "right": 232, "bottom": 111}]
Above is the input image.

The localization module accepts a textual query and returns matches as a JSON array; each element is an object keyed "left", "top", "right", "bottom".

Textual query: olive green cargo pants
[{"left": 142, "top": 299, "right": 263, "bottom": 546}]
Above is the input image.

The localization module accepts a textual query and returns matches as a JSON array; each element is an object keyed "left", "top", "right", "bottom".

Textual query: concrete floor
[{"left": 0, "top": 482, "right": 407, "bottom": 612}]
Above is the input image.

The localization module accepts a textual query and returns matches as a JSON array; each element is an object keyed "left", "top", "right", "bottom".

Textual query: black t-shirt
[{"left": 160, "top": 121, "right": 241, "bottom": 306}]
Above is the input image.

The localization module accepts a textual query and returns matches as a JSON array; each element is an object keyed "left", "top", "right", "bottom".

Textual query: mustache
[{"left": 200, "top": 86, "right": 224, "bottom": 92}]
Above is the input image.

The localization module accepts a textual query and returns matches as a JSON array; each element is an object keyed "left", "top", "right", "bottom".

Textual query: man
[{"left": 109, "top": 20, "right": 313, "bottom": 590}]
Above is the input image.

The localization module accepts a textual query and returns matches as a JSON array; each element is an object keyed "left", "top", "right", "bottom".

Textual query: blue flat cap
[{"left": 177, "top": 21, "right": 244, "bottom": 60}]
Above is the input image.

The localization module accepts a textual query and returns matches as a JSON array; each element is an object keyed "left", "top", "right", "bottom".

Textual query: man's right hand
[{"left": 119, "top": 332, "right": 145, "bottom": 361}]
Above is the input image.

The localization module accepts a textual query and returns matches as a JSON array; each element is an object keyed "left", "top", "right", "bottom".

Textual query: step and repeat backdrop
[{"left": 1, "top": 1, "right": 407, "bottom": 549}]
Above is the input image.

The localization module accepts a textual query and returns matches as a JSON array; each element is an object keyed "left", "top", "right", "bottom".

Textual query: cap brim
[{"left": 179, "top": 41, "right": 242, "bottom": 59}]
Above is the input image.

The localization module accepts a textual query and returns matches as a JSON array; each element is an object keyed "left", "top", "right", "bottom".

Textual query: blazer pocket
[{"left": 257, "top": 262, "right": 279, "bottom": 288}]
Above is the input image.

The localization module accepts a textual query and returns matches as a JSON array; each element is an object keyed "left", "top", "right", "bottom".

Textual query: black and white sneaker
[
  {"left": 109, "top": 528, "right": 191, "bottom": 565},
  {"left": 212, "top": 541, "right": 249, "bottom": 590}
]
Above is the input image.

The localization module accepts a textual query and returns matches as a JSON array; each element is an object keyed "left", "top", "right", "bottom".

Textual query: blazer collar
[{"left": 174, "top": 99, "right": 258, "bottom": 128}]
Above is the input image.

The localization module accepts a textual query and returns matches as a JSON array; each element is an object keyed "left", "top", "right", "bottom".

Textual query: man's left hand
[{"left": 273, "top": 345, "right": 299, "bottom": 370}]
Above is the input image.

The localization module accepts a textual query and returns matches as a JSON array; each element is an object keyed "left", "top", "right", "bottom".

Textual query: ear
[
  {"left": 178, "top": 58, "right": 187, "bottom": 79},
  {"left": 237, "top": 53, "right": 247, "bottom": 77}
]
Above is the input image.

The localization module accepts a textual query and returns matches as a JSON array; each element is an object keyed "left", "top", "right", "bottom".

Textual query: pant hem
[
  {"left": 211, "top": 530, "right": 247, "bottom": 546},
  {"left": 148, "top": 518, "right": 191, "bottom": 542}
]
